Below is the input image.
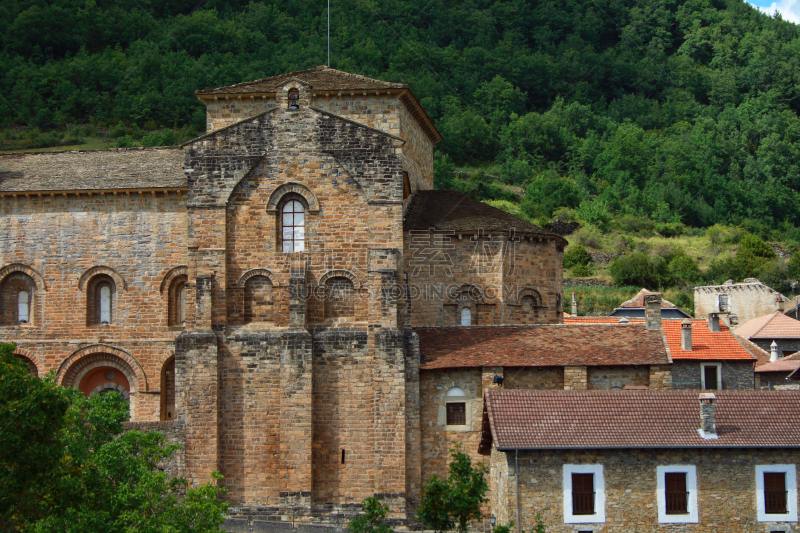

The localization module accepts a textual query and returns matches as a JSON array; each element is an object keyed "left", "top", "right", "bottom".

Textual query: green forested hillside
[{"left": 4, "top": 0, "right": 800, "bottom": 258}]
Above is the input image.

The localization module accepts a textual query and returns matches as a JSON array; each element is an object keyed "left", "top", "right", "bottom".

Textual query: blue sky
[{"left": 746, "top": 0, "right": 800, "bottom": 23}]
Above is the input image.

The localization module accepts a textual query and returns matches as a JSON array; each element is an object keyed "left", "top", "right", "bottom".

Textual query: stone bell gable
[{"left": 194, "top": 65, "right": 441, "bottom": 193}]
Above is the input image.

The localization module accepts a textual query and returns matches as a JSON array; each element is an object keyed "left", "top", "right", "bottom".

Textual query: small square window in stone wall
[{"left": 446, "top": 402, "right": 466, "bottom": 425}]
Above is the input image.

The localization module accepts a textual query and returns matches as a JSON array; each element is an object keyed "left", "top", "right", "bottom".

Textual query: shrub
[
  {"left": 348, "top": 497, "right": 392, "bottom": 533},
  {"left": 618, "top": 215, "right": 655, "bottom": 236},
  {"left": 788, "top": 253, "right": 800, "bottom": 281},
  {"left": 563, "top": 244, "right": 592, "bottom": 269},
  {"left": 655, "top": 222, "right": 686, "bottom": 237},
  {"left": 576, "top": 198, "right": 612, "bottom": 230},
  {"left": 669, "top": 255, "right": 702, "bottom": 285},
  {"left": 141, "top": 130, "right": 175, "bottom": 147},
  {"left": 573, "top": 224, "right": 603, "bottom": 249},
  {"left": 609, "top": 252, "right": 659, "bottom": 289},
  {"left": 116, "top": 135, "right": 137, "bottom": 148},
  {"left": 737, "top": 232, "right": 775, "bottom": 259},
  {"left": 570, "top": 263, "right": 595, "bottom": 277}
]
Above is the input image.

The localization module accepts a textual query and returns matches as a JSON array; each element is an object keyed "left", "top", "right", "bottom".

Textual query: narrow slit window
[
  {"left": 282, "top": 200, "right": 305, "bottom": 253},
  {"left": 99, "top": 285, "right": 112, "bottom": 324},
  {"left": 179, "top": 284, "right": 186, "bottom": 324},
  {"left": 17, "top": 291, "right": 29, "bottom": 323},
  {"left": 341, "top": 449, "right": 346, "bottom": 464}
]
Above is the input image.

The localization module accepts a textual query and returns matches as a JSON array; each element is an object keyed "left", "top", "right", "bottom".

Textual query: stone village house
[{"left": 0, "top": 67, "right": 795, "bottom": 532}]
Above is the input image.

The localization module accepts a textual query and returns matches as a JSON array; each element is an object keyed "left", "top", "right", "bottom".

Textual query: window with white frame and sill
[
  {"left": 563, "top": 465, "right": 605, "bottom": 524},
  {"left": 756, "top": 465, "right": 797, "bottom": 522},
  {"left": 444, "top": 387, "right": 467, "bottom": 427},
  {"left": 657, "top": 466, "right": 698, "bottom": 523}
]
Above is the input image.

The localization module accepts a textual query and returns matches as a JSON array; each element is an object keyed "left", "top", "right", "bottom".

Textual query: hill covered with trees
[{"left": 4, "top": 0, "right": 800, "bottom": 292}]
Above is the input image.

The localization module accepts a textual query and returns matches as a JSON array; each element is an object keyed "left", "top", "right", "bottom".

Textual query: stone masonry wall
[
  {"left": 203, "top": 91, "right": 433, "bottom": 194},
  {"left": 695, "top": 283, "right": 784, "bottom": 324},
  {"left": 492, "top": 447, "right": 800, "bottom": 533},
  {"left": 587, "top": 365, "right": 650, "bottom": 389},
  {"left": 0, "top": 190, "right": 188, "bottom": 422},
  {"left": 403, "top": 234, "right": 563, "bottom": 328},
  {"left": 671, "top": 360, "right": 755, "bottom": 389},
  {"left": 420, "top": 369, "right": 487, "bottom": 483}
]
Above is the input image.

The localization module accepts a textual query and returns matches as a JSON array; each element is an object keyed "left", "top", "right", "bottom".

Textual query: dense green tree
[
  {"left": 3, "top": 0, "right": 800, "bottom": 231},
  {"left": 416, "top": 444, "right": 488, "bottom": 533},
  {"left": 0, "top": 342, "right": 228, "bottom": 532}
]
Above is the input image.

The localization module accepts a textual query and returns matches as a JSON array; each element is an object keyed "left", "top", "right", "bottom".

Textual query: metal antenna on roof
[{"left": 327, "top": 0, "right": 330, "bottom": 66}]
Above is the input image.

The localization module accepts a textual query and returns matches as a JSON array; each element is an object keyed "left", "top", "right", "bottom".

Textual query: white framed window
[
  {"left": 563, "top": 464, "right": 605, "bottom": 524},
  {"left": 700, "top": 363, "right": 721, "bottom": 390},
  {"left": 657, "top": 465, "right": 698, "bottom": 523},
  {"left": 445, "top": 387, "right": 467, "bottom": 426},
  {"left": 756, "top": 465, "right": 797, "bottom": 522}
]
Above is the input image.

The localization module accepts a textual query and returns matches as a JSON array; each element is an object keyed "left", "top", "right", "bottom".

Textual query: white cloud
[{"left": 752, "top": 0, "right": 800, "bottom": 24}]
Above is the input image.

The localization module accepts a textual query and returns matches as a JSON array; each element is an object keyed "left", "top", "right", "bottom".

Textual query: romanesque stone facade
[{"left": 0, "top": 67, "right": 568, "bottom": 526}]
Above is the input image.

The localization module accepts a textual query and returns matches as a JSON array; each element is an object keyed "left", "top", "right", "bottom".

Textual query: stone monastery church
[
  {"left": 0, "top": 66, "right": 567, "bottom": 518},
  {"left": 3, "top": 67, "right": 800, "bottom": 533}
]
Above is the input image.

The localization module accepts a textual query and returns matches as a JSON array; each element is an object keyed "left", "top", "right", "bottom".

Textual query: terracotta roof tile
[
  {"left": 564, "top": 317, "right": 756, "bottom": 361},
  {"left": 662, "top": 320, "right": 756, "bottom": 361},
  {"left": 564, "top": 317, "right": 644, "bottom": 324},
  {"left": 195, "top": 65, "right": 406, "bottom": 95},
  {"left": 755, "top": 352, "right": 800, "bottom": 373},
  {"left": 734, "top": 312, "right": 800, "bottom": 340},
  {"left": 416, "top": 324, "right": 669, "bottom": 369},
  {"left": 404, "top": 190, "right": 566, "bottom": 241},
  {"left": 482, "top": 390, "right": 800, "bottom": 450}
]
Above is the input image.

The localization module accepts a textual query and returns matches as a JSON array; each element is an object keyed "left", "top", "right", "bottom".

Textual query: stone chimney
[
  {"left": 698, "top": 392, "right": 717, "bottom": 439},
  {"left": 681, "top": 319, "right": 692, "bottom": 351},
  {"left": 707, "top": 312, "right": 721, "bottom": 333},
  {"left": 771, "top": 340, "right": 780, "bottom": 363},
  {"left": 644, "top": 293, "right": 662, "bottom": 330},
  {"left": 571, "top": 291, "right": 577, "bottom": 315}
]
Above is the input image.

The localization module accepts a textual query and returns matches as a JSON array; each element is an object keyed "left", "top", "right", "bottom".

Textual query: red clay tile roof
[
  {"left": 662, "top": 320, "right": 756, "bottom": 361},
  {"left": 404, "top": 190, "right": 566, "bottom": 241},
  {"left": 481, "top": 389, "right": 800, "bottom": 451},
  {"left": 564, "top": 317, "right": 644, "bottom": 324},
  {"left": 195, "top": 65, "right": 407, "bottom": 95},
  {"left": 416, "top": 324, "right": 670, "bottom": 369},
  {"left": 755, "top": 352, "right": 800, "bottom": 373},
  {"left": 734, "top": 312, "right": 800, "bottom": 340},
  {"left": 739, "top": 336, "right": 772, "bottom": 367},
  {"left": 564, "top": 317, "right": 757, "bottom": 361},
  {"left": 618, "top": 288, "right": 678, "bottom": 308}
]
